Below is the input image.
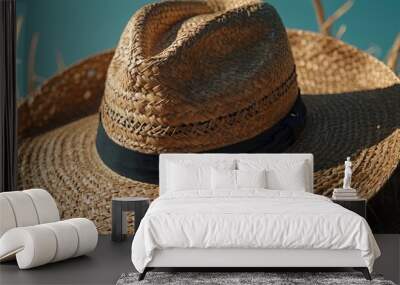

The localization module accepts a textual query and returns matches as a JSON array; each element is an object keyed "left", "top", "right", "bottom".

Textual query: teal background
[{"left": 16, "top": 0, "right": 399, "bottom": 98}]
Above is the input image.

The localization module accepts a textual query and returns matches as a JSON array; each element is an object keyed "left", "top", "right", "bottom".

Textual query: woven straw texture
[
  {"left": 286, "top": 30, "right": 400, "bottom": 200},
  {"left": 101, "top": 0, "right": 298, "bottom": 153},
  {"left": 17, "top": 1, "right": 400, "bottom": 234}
]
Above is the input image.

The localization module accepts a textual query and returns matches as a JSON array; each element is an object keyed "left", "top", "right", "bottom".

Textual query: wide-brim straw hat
[{"left": 18, "top": 0, "right": 400, "bottom": 233}]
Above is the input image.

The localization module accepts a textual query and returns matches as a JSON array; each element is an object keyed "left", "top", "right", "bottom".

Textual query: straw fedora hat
[{"left": 18, "top": 0, "right": 400, "bottom": 233}]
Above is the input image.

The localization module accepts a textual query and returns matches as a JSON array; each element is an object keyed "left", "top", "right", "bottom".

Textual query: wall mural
[{"left": 16, "top": 0, "right": 400, "bottom": 234}]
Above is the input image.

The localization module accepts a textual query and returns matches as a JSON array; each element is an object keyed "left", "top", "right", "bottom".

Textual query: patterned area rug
[{"left": 116, "top": 272, "right": 395, "bottom": 285}]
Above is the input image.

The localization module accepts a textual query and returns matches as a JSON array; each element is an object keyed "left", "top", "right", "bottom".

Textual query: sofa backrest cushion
[{"left": 0, "top": 189, "right": 60, "bottom": 238}]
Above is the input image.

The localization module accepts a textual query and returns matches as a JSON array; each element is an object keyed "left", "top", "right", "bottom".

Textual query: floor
[
  {"left": 1, "top": 235, "right": 399, "bottom": 285},
  {"left": 0, "top": 235, "right": 134, "bottom": 285}
]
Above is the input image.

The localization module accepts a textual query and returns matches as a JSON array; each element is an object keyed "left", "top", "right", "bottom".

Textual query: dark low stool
[{"left": 111, "top": 197, "right": 150, "bottom": 242}]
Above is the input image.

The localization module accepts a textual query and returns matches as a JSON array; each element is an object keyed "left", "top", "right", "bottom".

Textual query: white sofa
[{"left": 0, "top": 189, "right": 98, "bottom": 269}]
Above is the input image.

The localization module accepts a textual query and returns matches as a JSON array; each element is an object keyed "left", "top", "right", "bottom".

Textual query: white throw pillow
[
  {"left": 238, "top": 159, "right": 308, "bottom": 191},
  {"left": 167, "top": 160, "right": 235, "bottom": 191},
  {"left": 211, "top": 169, "right": 267, "bottom": 191},
  {"left": 211, "top": 168, "right": 236, "bottom": 190},
  {"left": 236, "top": 169, "right": 267, "bottom": 189},
  {"left": 167, "top": 163, "right": 209, "bottom": 191}
]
